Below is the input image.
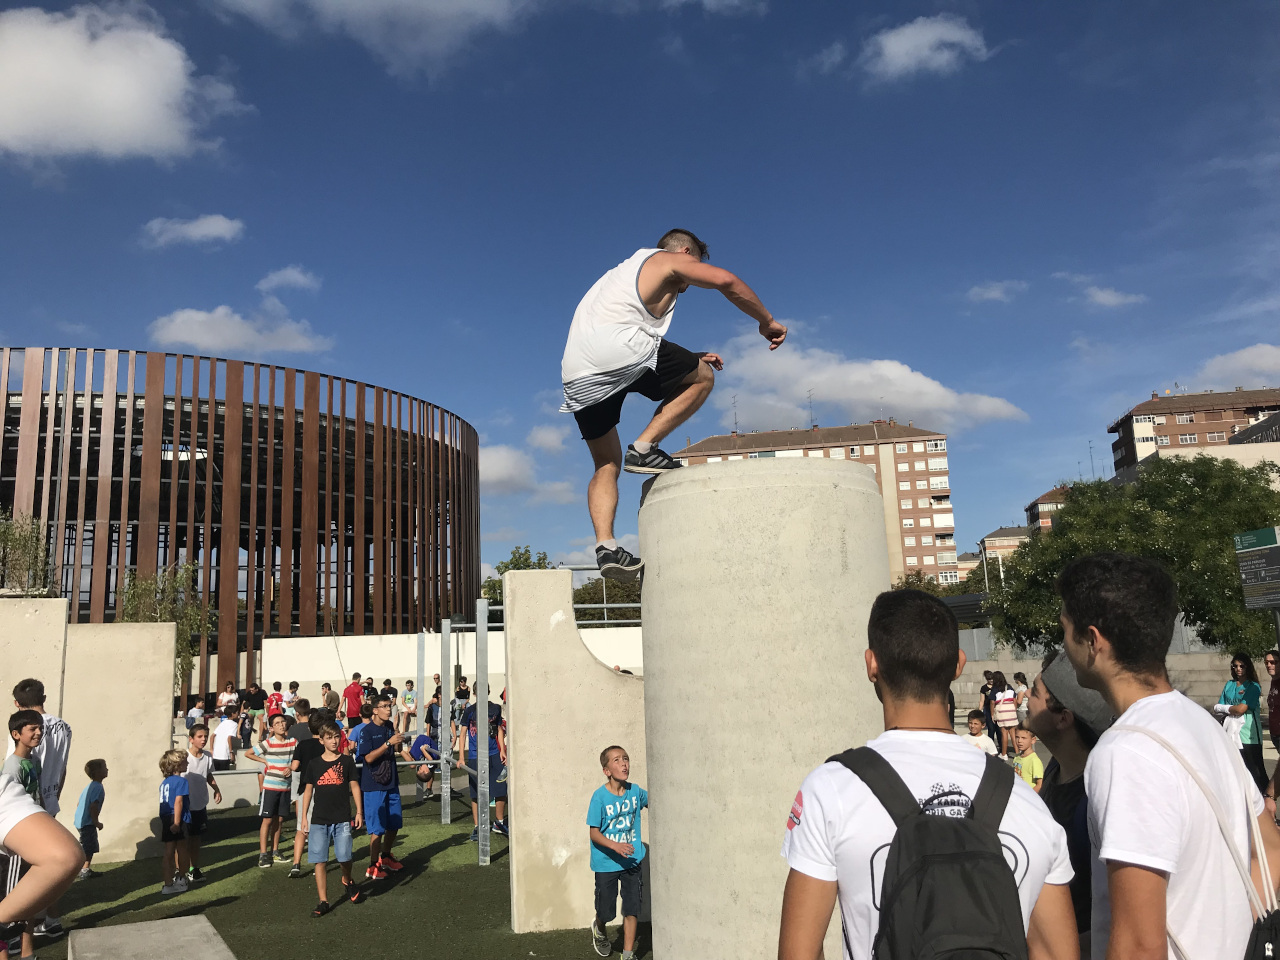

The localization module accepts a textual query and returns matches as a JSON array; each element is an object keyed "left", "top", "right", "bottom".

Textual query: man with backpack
[
  {"left": 1058, "top": 553, "right": 1280, "bottom": 960},
  {"left": 778, "top": 589, "right": 1077, "bottom": 960}
]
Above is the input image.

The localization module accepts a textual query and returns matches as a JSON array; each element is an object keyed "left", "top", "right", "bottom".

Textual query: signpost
[{"left": 1234, "top": 527, "right": 1280, "bottom": 649}]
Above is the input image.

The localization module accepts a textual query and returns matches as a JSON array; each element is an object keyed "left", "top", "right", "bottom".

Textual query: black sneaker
[
  {"left": 596, "top": 545, "right": 643, "bottom": 583},
  {"left": 623, "top": 444, "right": 682, "bottom": 474},
  {"left": 311, "top": 901, "right": 330, "bottom": 918},
  {"left": 343, "top": 878, "right": 366, "bottom": 904},
  {"left": 187, "top": 867, "right": 205, "bottom": 883}
]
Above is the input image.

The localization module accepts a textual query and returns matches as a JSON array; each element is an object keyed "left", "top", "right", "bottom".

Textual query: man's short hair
[
  {"left": 293, "top": 698, "right": 310, "bottom": 716},
  {"left": 1056, "top": 552, "right": 1177, "bottom": 676},
  {"left": 8, "top": 709, "right": 41, "bottom": 737},
  {"left": 866, "top": 589, "right": 959, "bottom": 703},
  {"left": 85, "top": 758, "right": 108, "bottom": 779},
  {"left": 321, "top": 683, "right": 331, "bottom": 691},
  {"left": 657, "top": 228, "right": 708, "bottom": 262},
  {"left": 272, "top": 681, "right": 282, "bottom": 691},
  {"left": 188, "top": 723, "right": 209, "bottom": 738},
  {"left": 371, "top": 695, "right": 392, "bottom": 709},
  {"left": 600, "top": 745, "right": 625, "bottom": 769},
  {"left": 12, "top": 679, "right": 46, "bottom": 708},
  {"left": 316, "top": 720, "right": 341, "bottom": 739},
  {"left": 352, "top": 672, "right": 361, "bottom": 680},
  {"left": 362, "top": 702, "right": 376, "bottom": 717},
  {"left": 967, "top": 709, "right": 985, "bottom": 722}
]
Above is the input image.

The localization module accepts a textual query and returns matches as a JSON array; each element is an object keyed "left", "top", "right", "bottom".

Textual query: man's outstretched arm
[{"left": 669, "top": 257, "right": 788, "bottom": 349}]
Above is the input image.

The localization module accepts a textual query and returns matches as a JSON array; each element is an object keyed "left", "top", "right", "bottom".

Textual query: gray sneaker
[
  {"left": 258, "top": 852, "right": 272, "bottom": 868},
  {"left": 623, "top": 443, "right": 682, "bottom": 474},
  {"left": 591, "top": 919, "right": 611, "bottom": 957},
  {"left": 596, "top": 545, "right": 643, "bottom": 583}
]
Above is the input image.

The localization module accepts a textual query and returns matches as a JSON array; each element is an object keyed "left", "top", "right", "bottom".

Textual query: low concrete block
[{"left": 67, "top": 915, "right": 236, "bottom": 960}]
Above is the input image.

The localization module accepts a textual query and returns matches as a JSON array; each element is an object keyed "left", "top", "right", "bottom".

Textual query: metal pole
[
  {"left": 998, "top": 551, "right": 1005, "bottom": 587},
  {"left": 476, "top": 598, "right": 490, "bottom": 866},
  {"left": 602, "top": 575, "right": 608, "bottom": 623},
  {"left": 982, "top": 547, "right": 989, "bottom": 593},
  {"left": 415, "top": 630, "right": 425, "bottom": 803},
  {"left": 440, "top": 618, "right": 452, "bottom": 825}
]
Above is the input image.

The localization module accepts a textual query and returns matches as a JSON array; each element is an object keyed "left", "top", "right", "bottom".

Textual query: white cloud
[
  {"left": 257, "top": 264, "right": 321, "bottom": 294},
  {"left": 713, "top": 330, "right": 1025, "bottom": 433},
  {"left": 479, "top": 444, "right": 537, "bottom": 497},
  {"left": 149, "top": 304, "right": 334, "bottom": 355},
  {"left": 1199, "top": 344, "right": 1280, "bottom": 389},
  {"left": 1051, "top": 271, "right": 1094, "bottom": 285},
  {"left": 0, "top": 4, "right": 245, "bottom": 161},
  {"left": 967, "top": 280, "right": 1027, "bottom": 303},
  {"left": 859, "top": 14, "right": 990, "bottom": 84},
  {"left": 212, "top": 0, "right": 759, "bottom": 76},
  {"left": 480, "top": 561, "right": 495, "bottom": 581},
  {"left": 529, "top": 480, "right": 577, "bottom": 505},
  {"left": 1084, "top": 285, "right": 1146, "bottom": 308},
  {"left": 526, "top": 423, "right": 571, "bottom": 453},
  {"left": 797, "top": 41, "right": 846, "bottom": 78},
  {"left": 481, "top": 526, "right": 524, "bottom": 542},
  {"left": 142, "top": 214, "right": 244, "bottom": 248}
]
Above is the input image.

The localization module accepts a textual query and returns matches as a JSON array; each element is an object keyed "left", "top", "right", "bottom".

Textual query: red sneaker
[
  {"left": 379, "top": 855, "right": 404, "bottom": 872},
  {"left": 365, "top": 864, "right": 388, "bottom": 881}
]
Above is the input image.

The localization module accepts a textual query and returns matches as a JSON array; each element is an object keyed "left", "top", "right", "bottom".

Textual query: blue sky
[{"left": 2, "top": 1, "right": 1278, "bottom": 576}]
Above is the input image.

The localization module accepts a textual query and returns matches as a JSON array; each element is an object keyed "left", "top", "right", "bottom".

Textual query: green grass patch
[{"left": 45, "top": 795, "right": 650, "bottom": 959}]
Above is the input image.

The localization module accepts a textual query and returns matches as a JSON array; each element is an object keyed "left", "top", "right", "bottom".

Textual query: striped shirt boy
[{"left": 252, "top": 735, "right": 297, "bottom": 792}]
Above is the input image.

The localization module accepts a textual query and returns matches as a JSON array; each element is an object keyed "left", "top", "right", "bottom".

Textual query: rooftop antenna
[
  {"left": 807, "top": 388, "right": 815, "bottom": 428},
  {"left": 1078, "top": 460, "right": 1083, "bottom": 479},
  {"left": 732, "top": 394, "right": 739, "bottom": 432},
  {"left": 1088, "top": 440, "right": 1096, "bottom": 479}
]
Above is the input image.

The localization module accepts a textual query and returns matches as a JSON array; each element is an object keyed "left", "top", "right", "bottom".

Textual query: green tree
[
  {"left": 481, "top": 545, "right": 552, "bottom": 606},
  {"left": 987, "top": 456, "right": 1280, "bottom": 656},
  {"left": 892, "top": 569, "right": 943, "bottom": 596},
  {"left": 120, "top": 562, "right": 215, "bottom": 692},
  {"left": 0, "top": 512, "right": 53, "bottom": 597},
  {"left": 573, "top": 576, "right": 642, "bottom": 627}
]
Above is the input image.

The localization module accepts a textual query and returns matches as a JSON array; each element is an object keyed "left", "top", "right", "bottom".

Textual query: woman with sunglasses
[{"left": 1214, "top": 653, "right": 1268, "bottom": 792}]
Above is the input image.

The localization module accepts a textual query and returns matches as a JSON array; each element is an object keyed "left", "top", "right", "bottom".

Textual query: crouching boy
[{"left": 587, "top": 745, "right": 647, "bottom": 960}]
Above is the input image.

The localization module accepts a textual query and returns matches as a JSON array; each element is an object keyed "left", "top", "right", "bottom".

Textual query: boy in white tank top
[{"left": 560, "top": 228, "right": 787, "bottom": 582}]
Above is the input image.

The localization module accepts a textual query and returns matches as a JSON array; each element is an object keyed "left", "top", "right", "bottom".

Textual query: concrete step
[{"left": 68, "top": 916, "right": 235, "bottom": 960}]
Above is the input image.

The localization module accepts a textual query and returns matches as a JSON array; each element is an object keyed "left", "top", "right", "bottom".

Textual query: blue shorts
[
  {"left": 364, "top": 789, "right": 402, "bottom": 836},
  {"left": 467, "top": 755, "right": 507, "bottom": 800},
  {"left": 307, "top": 822, "right": 353, "bottom": 865}
]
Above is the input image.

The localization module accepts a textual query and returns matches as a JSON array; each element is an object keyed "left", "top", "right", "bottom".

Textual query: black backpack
[{"left": 829, "top": 747, "right": 1028, "bottom": 960}]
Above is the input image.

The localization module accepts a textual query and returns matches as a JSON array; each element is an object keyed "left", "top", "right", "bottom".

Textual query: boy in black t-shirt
[{"left": 300, "top": 721, "right": 365, "bottom": 917}]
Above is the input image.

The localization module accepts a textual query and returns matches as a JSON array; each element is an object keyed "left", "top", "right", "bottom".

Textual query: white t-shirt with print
[
  {"left": 1085, "top": 690, "right": 1264, "bottom": 960},
  {"left": 781, "top": 731, "right": 1073, "bottom": 960},
  {"left": 211, "top": 718, "right": 239, "bottom": 761},
  {"left": 961, "top": 732, "right": 998, "bottom": 755}
]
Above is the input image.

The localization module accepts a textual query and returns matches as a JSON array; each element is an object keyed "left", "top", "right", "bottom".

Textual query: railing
[{"left": 484, "top": 563, "right": 642, "bottom": 627}]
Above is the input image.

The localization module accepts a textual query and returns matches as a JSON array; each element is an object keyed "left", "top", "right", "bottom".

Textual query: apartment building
[
  {"left": 1108, "top": 387, "right": 1280, "bottom": 474},
  {"left": 679, "top": 422, "right": 957, "bottom": 585},
  {"left": 1026, "top": 487, "right": 1068, "bottom": 531}
]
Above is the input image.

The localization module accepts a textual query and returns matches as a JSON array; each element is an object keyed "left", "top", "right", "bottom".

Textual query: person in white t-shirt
[
  {"left": 1058, "top": 552, "right": 1280, "bottom": 960},
  {"left": 210, "top": 709, "right": 240, "bottom": 772},
  {"left": 962, "top": 709, "right": 999, "bottom": 755},
  {"left": 779, "top": 589, "right": 1077, "bottom": 960},
  {"left": 183, "top": 724, "right": 222, "bottom": 884},
  {"left": 560, "top": 229, "right": 788, "bottom": 583}
]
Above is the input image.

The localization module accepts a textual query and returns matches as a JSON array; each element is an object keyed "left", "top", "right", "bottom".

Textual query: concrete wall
[
  {"left": 503, "top": 570, "right": 648, "bottom": 934},
  {"left": 0, "top": 599, "right": 175, "bottom": 862},
  {"left": 258, "top": 627, "right": 642, "bottom": 708},
  {"left": 638, "top": 458, "right": 891, "bottom": 960},
  {"left": 61, "top": 621, "right": 176, "bottom": 861}
]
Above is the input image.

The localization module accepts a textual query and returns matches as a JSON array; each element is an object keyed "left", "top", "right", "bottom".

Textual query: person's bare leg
[
  {"left": 635, "top": 361, "right": 714, "bottom": 446},
  {"left": 314, "top": 861, "right": 328, "bottom": 904},
  {"left": 586, "top": 430, "right": 622, "bottom": 542},
  {"left": 0, "top": 814, "right": 83, "bottom": 924},
  {"left": 624, "top": 915, "right": 638, "bottom": 952}
]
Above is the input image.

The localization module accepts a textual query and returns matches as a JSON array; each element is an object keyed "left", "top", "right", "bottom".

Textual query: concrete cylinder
[{"left": 638, "top": 457, "right": 891, "bottom": 959}]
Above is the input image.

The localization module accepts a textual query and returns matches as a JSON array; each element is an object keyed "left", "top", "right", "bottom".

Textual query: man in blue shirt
[
  {"left": 357, "top": 696, "right": 403, "bottom": 880},
  {"left": 455, "top": 696, "right": 507, "bottom": 840},
  {"left": 587, "top": 745, "right": 647, "bottom": 960}
]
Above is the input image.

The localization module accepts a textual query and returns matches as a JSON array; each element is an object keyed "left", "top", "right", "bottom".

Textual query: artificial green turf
[{"left": 45, "top": 795, "right": 650, "bottom": 960}]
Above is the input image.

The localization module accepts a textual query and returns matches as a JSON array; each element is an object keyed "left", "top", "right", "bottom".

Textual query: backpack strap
[
  {"left": 969, "top": 754, "right": 1015, "bottom": 831},
  {"left": 827, "top": 747, "right": 921, "bottom": 827}
]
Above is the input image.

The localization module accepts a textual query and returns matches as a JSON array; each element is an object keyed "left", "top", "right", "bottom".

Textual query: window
[
  {"left": 829, "top": 448, "right": 845, "bottom": 459},
  {"left": 1207, "top": 431, "right": 1226, "bottom": 442},
  {"left": 905, "top": 556, "right": 918, "bottom": 566},
  {"left": 902, "top": 519, "right": 914, "bottom": 528},
  {"left": 806, "top": 449, "right": 823, "bottom": 457},
  {"left": 1136, "top": 436, "right": 1155, "bottom": 444},
  {"left": 916, "top": 479, "right": 928, "bottom": 489},
  {"left": 1155, "top": 416, "right": 1166, "bottom": 425},
  {"left": 926, "top": 439, "right": 946, "bottom": 452},
  {"left": 897, "top": 462, "right": 909, "bottom": 472},
  {"left": 903, "top": 537, "right": 916, "bottom": 547},
  {"left": 920, "top": 517, "right": 932, "bottom": 527},
  {"left": 914, "top": 460, "right": 926, "bottom": 471},
  {"left": 937, "top": 551, "right": 958, "bottom": 565},
  {"left": 928, "top": 457, "right": 948, "bottom": 471},
  {"left": 706, "top": 456, "right": 722, "bottom": 462},
  {"left": 938, "top": 570, "right": 960, "bottom": 585},
  {"left": 936, "top": 534, "right": 954, "bottom": 545},
  {"left": 930, "top": 476, "right": 949, "bottom": 490},
  {"left": 900, "top": 499, "right": 912, "bottom": 509},
  {"left": 923, "top": 555, "right": 935, "bottom": 565},
  {"left": 757, "top": 451, "right": 775, "bottom": 458},
  {"left": 918, "top": 498, "right": 930, "bottom": 508},
  {"left": 934, "top": 513, "right": 954, "bottom": 527},
  {"left": 931, "top": 496, "right": 951, "bottom": 508},
  {"left": 912, "top": 442, "right": 925, "bottom": 452},
  {"left": 849, "top": 446, "right": 859, "bottom": 457},
  {"left": 1176, "top": 413, "right": 1195, "bottom": 424},
  {"left": 747, "top": 452, "right": 759, "bottom": 459},
  {"left": 896, "top": 443, "right": 907, "bottom": 453},
  {"left": 776, "top": 449, "right": 803, "bottom": 458},
  {"left": 922, "top": 535, "right": 934, "bottom": 546},
  {"left": 1156, "top": 435, "right": 1170, "bottom": 446},
  {"left": 1178, "top": 434, "right": 1197, "bottom": 444},
  {"left": 1133, "top": 415, "right": 1155, "bottom": 424},
  {"left": 898, "top": 480, "right": 911, "bottom": 491}
]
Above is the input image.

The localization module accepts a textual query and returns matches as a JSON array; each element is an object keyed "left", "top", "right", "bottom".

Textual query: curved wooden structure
[{"left": 0, "top": 347, "right": 480, "bottom": 690}]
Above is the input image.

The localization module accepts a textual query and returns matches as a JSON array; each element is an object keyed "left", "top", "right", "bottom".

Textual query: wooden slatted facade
[{"left": 0, "top": 348, "right": 480, "bottom": 692}]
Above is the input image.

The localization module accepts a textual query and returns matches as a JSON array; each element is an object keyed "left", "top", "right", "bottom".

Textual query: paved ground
[{"left": 41, "top": 789, "right": 648, "bottom": 960}]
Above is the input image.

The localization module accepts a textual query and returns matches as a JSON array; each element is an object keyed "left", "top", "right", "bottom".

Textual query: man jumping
[{"left": 560, "top": 229, "right": 787, "bottom": 582}]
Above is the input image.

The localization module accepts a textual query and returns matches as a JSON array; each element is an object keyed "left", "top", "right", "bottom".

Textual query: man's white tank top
[{"left": 560, "top": 249, "right": 679, "bottom": 412}]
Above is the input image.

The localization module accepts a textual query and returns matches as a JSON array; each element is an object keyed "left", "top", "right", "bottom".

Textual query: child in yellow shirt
[{"left": 1012, "top": 726, "right": 1044, "bottom": 793}]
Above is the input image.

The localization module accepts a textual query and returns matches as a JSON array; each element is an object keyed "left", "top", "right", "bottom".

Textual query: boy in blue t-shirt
[
  {"left": 158, "top": 749, "right": 191, "bottom": 895},
  {"left": 455, "top": 697, "right": 507, "bottom": 840},
  {"left": 73, "top": 759, "right": 108, "bottom": 879},
  {"left": 586, "top": 745, "right": 647, "bottom": 960}
]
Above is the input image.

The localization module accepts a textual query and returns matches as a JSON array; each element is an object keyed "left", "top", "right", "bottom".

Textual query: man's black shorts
[
  {"left": 574, "top": 340, "right": 702, "bottom": 442},
  {"left": 594, "top": 864, "right": 643, "bottom": 922},
  {"left": 188, "top": 808, "right": 209, "bottom": 836}
]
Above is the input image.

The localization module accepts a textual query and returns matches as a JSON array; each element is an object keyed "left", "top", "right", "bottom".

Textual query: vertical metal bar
[
  {"left": 372, "top": 387, "right": 384, "bottom": 634},
  {"left": 354, "top": 386, "right": 366, "bottom": 634},
  {"left": 476, "top": 598, "right": 490, "bottom": 866},
  {"left": 279, "top": 369, "right": 296, "bottom": 636},
  {"left": 263, "top": 366, "right": 276, "bottom": 636},
  {"left": 136, "top": 352, "right": 165, "bottom": 578},
  {"left": 337, "top": 380, "right": 348, "bottom": 635},
  {"left": 200, "top": 361, "right": 217, "bottom": 688},
  {"left": 218, "top": 362, "right": 244, "bottom": 690},
  {"left": 13, "top": 348, "right": 45, "bottom": 517},
  {"left": 300, "top": 371, "right": 319, "bottom": 634},
  {"left": 246, "top": 366, "right": 261, "bottom": 674},
  {"left": 89, "top": 351, "right": 117, "bottom": 623},
  {"left": 440, "top": 618, "right": 453, "bottom": 825},
  {"left": 51, "top": 350, "right": 76, "bottom": 592},
  {"left": 415, "top": 629, "right": 426, "bottom": 804},
  {"left": 71, "top": 350, "right": 94, "bottom": 620},
  {"left": 116, "top": 352, "right": 137, "bottom": 619}
]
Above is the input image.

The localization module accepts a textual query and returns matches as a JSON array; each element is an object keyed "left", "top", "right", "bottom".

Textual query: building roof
[
  {"left": 1108, "top": 387, "right": 1280, "bottom": 433},
  {"left": 681, "top": 422, "right": 943, "bottom": 455},
  {"left": 957, "top": 551, "right": 981, "bottom": 562},
  {"left": 1028, "top": 486, "right": 1068, "bottom": 506},
  {"left": 982, "top": 526, "right": 1030, "bottom": 541}
]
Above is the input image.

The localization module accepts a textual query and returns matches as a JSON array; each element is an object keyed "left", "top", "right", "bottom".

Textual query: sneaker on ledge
[
  {"left": 623, "top": 444, "right": 682, "bottom": 474},
  {"left": 596, "top": 545, "right": 643, "bottom": 583}
]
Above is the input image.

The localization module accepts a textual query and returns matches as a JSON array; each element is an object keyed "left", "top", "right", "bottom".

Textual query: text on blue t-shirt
[
  {"left": 586, "top": 782, "right": 648, "bottom": 873},
  {"left": 159, "top": 775, "right": 191, "bottom": 822}
]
